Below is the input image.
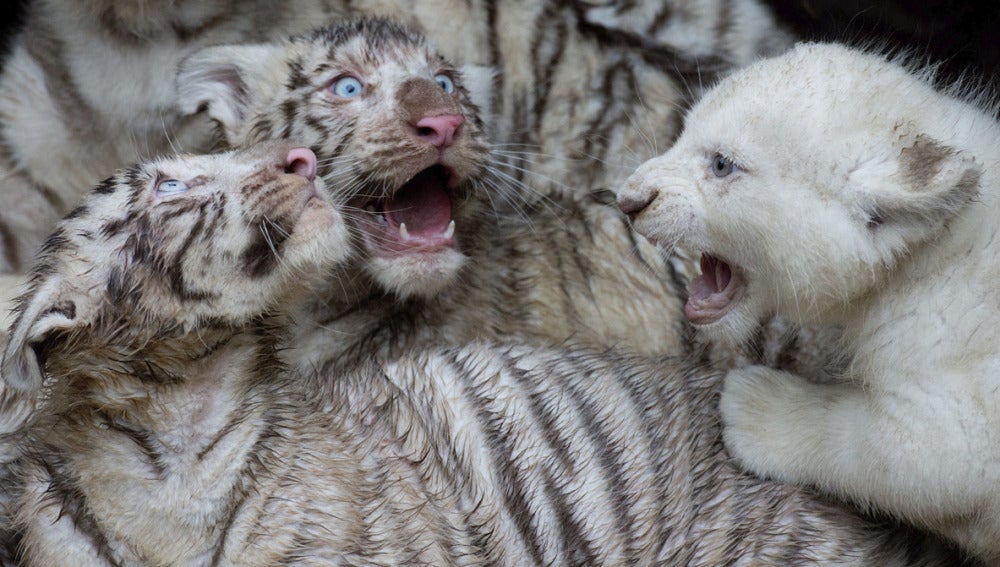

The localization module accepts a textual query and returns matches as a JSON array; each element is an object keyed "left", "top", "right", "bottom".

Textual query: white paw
[{"left": 719, "top": 365, "right": 816, "bottom": 481}]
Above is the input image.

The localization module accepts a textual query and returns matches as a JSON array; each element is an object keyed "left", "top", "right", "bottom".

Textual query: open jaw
[
  {"left": 352, "top": 164, "right": 461, "bottom": 259},
  {"left": 685, "top": 252, "right": 747, "bottom": 325}
]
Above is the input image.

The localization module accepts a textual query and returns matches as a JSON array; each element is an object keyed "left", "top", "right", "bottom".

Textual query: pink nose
[
  {"left": 285, "top": 147, "right": 317, "bottom": 181},
  {"left": 414, "top": 114, "right": 464, "bottom": 148}
]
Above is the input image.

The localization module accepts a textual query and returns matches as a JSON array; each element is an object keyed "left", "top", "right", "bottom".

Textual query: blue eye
[
  {"left": 157, "top": 179, "right": 189, "bottom": 195},
  {"left": 332, "top": 76, "right": 363, "bottom": 98},
  {"left": 434, "top": 74, "right": 454, "bottom": 94},
  {"left": 711, "top": 153, "right": 736, "bottom": 178}
]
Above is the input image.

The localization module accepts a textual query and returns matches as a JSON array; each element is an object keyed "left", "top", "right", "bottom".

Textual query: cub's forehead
[
  {"left": 80, "top": 143, "right": 287, "bottom": 211},
  {"left": 84, "top": 153, "right": 216, "bottom": 200},
  {"left": 66, "top": 151, "right": 250, "bottom": 228},
  {"left": 683, "top": 43, "right": 921, "bottom": 148},
  {"left": 711, "top": 44, "right": 896, "bottom": 102},
  {"left": 297, "top": 18, "right": 442, "bottom": 71},
  {"left": 306, "top": 18, "right": 428, "bottom": 51}
]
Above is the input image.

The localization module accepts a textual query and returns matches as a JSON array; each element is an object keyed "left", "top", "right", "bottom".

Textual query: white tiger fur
[
  {"left": 619, "top": 42, "right": 1000, "bottom": 564},
  {"left": 0, "top": 0, "right": 808, "bottom": 370},
  {"left": 0, "top": 0, "right": 354, "bottom": 273},
  {"left": 174, "top": 18, "right": 692, "bottom": 368},
  {"left": 365, "top": 0, "right": 794, "bottom": 199},
  {"left": 0, "top": 0, "right": 791, "bottom": 274},
  {"left": 0, "top": 143, "right": 965, "bottom": 565}
]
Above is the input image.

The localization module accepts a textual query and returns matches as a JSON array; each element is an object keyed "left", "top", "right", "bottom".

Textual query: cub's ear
[
  {"left": 0, "top": 276, "right": 81, "bottom": 434},
  {"left": 850, "top": 132, "right": 981, "bottom": 244},
  {"left": 176, "top": 44, "right": 290, "bottom": 144}
]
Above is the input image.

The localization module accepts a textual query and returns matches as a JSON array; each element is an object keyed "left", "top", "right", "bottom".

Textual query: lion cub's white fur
[{"left": 620, "top": 42, "right": 1000, "bottom": 563}]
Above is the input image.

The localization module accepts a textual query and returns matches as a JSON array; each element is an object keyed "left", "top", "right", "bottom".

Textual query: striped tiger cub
[
  {"left": 0, "top": 0, "right": 808, "bottom": 373},
  {"left": 1, "top": 142, "right": 347, "bottom": 564},
  {"left": 0, "top": 0, "right": 792, "bottom": 275},
  {"left": 0, "top": 0, "right": 352, "bottom": 273},
  {"left": 175, "top": 17, "right": 693, "bottom": 371},
  {"left": 0, "top": 144, "right": 965, "bottom": 563}
]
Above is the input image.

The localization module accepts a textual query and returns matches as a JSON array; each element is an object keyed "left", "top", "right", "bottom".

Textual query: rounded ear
[
  {"left": 0, "top": 276, "right": 80, "bottom": 434},
  {"left": 850, "top": 132, "right": 981, "bottom": 244},
  {"left": 176, "top": 44, "right": 290, "bottom": 144}
]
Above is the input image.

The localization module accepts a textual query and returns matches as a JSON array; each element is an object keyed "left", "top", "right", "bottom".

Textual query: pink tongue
[{"left": 384, "top": 170, "right": 452, "bottom": 236}]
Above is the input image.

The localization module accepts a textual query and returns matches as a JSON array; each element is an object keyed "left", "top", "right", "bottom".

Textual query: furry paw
[{"left": 719, "top": 365, "right": 824, "bottom": 482}]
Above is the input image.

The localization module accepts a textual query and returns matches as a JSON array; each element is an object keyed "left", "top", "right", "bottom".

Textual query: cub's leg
[
  {"left": 720, "top": 365, "right": 1000, "bottom": 560},
  {"left": 719, "top": 366, "right": 869, "bottom": 485}
]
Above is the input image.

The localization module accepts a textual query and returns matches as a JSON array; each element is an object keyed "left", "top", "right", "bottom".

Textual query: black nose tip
[{"left": 617, "top": 191, "right": 657, "bottom": 220}]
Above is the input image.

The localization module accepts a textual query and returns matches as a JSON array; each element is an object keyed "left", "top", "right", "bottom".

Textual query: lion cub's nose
[{"left": 617, "top": 190, "right": 658, "bottom": 220}]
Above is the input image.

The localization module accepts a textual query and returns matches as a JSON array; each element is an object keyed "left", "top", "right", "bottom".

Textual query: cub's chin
[
  {"left": 367, "top": 249, "right": 468, "bottom": 300},
  {"left": 689, "top": 301, "right": 764, "bottom": 351}
]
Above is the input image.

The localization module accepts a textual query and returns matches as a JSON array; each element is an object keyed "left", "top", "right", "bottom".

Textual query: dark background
[
  {"left": 0, "top": 1, "right": 996, "bottom": 89},
  {"left": 765, "top": 0, "right": 1000, "bottom": 90}
]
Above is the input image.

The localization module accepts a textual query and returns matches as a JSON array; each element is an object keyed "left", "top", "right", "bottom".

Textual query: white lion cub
[{"left": 618, "top": 42, "right": 1000, "bottom": 563}]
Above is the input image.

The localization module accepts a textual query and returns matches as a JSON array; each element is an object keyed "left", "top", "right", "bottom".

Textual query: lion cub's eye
[
  {"left": 157, "top": 179, "right": 189, "bottom": 195},
  {"left": 434, "top": 73, "right": 455, "bottom": 94},
  {"left": 711, "top": 153, "right": 736, "bottom": 178}
]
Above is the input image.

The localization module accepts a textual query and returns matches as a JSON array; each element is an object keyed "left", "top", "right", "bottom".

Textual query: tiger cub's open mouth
[{"left": 352, "top": 164, "right": 461, "bottom": 259}]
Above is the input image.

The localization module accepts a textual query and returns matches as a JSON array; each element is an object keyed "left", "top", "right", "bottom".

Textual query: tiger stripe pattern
[
  {"left": 1, "top": 244, "right": 967, "bottom": 564},
  {"left": 0, "top": 0, "right": 351, "bottom": 273},
  {"left": 346, "top": 0, "right": 794, "bottom": 198},
  {"left": 1, "top": 142, "right": 349, "bottom": 564},
  {"left": 176, "top": 17, "right": 694, "bottom": 370},
  {"left": 0, "top": 0, "right": 790, "bottom": 275},
  {"left": 4, "top": 333, "right": 971, "bottom": 564},
  {"left": 0, "top": 0, "right": 811, "bottom": 373}
]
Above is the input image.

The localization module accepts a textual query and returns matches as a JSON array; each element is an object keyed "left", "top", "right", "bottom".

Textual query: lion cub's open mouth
[
  {"left": 686, "top": 253, "right": 747, "bottom": 324},
  {"left": 355, "top": 164, "right": 459, "bottom": 258}
]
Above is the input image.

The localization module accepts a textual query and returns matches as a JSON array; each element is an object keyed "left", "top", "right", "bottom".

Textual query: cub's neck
[{"left": 35, "top": 317, "right": 286, "bottom": 459}]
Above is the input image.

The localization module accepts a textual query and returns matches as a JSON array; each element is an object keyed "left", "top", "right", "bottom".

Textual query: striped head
[
  {"left": 1, "top": 142, "right": 347, "bottom": 423},
  {"left": 177, "top": 17, "right": 494, "bottom": 299}
]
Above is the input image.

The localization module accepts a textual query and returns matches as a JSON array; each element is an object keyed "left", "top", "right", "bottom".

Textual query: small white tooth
[
  {"left": 375, "top": 213, "right": 387, "bottom": 225},
  {"left": 443, "top": 219, "right": 455, "bottom": 239},
  {"left": 399, "top": 222, "right": 411, "bottom": 240}
]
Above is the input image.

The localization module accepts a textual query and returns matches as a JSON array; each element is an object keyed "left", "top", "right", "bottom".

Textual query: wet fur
[
  {"left": 2, "top": 0, "right": 803, "bottom": 364},
  {"left": 174, "top": 17, "right": 789, "bottom": 373},
  {"left": 0, "top": 0, "right": 791, "bottom": 274},
  {"left": 10, "top": 332, "right": 968, "bottom": 565},
  {"left": 1, "top": 142, "right": 349, "bottom": 564},
  {"left": 0, "top": 50, "right": 968, "bottom": 566},
  {"left": 0, "top": 0, "right": 352, "bottom": 273}
]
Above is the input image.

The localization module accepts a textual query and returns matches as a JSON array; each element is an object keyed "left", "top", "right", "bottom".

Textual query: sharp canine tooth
[
  {"left": 399, "top": 222, "right": 411, "bottom": 240},
  {"left": 443, "top": 219, "right": 455, "bottom": 239}
]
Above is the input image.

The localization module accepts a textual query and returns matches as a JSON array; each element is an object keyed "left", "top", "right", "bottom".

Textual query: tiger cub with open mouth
[{"left": 177, "top": 17, "right": 689, "bottom": 369}]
